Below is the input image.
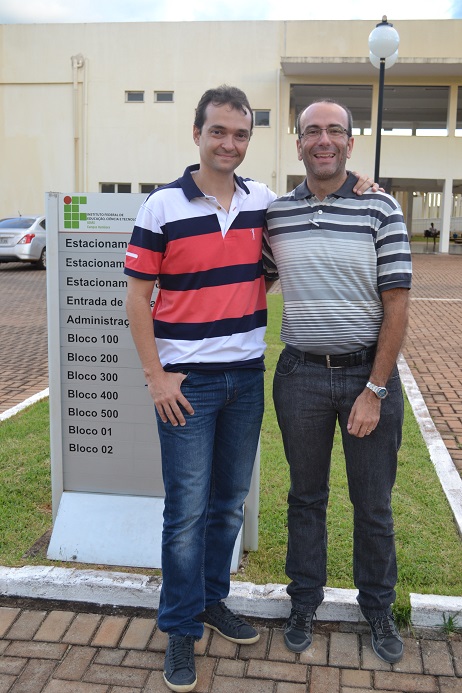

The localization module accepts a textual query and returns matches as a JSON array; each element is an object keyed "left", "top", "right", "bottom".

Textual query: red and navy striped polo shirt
[{"left": 124, "top": 165, "right": 276, "bottom": 371}]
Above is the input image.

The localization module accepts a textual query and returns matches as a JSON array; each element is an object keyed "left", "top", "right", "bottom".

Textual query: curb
[{"left": 0, "top": 566, "right": 461, "bottom": 629}]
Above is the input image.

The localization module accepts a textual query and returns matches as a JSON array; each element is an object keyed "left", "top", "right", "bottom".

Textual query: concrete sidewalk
[{"left": 1, "top": 255, "right": 462, "bottom": 692}]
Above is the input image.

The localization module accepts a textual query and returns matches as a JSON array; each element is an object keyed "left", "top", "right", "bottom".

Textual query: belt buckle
[{"left": 326, "top": 355, "right": 342, "bottom": 369}]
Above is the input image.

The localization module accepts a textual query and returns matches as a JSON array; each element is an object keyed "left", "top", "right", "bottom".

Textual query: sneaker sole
[
  {"left": 371, "top": 636, "right": 404, "bottom": 664},
  {"left": 163, "top": 672, "right": 197, "bottom": 692},
  {"left": 204, "top": 621, "right": 260, "bottom": 644},
  {"left": 283, "top": 633, "right": 312, "bottom": 653}
]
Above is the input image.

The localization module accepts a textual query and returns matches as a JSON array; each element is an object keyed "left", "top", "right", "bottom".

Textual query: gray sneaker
[
  {"left": 283, "top": 606, "right": 317, "bottom": 653},
  {"left": 363, "top": 610, "right": 404, "bottom": 663},
  {"left": 163, "top": 634, "right": 197, "bottom": 692}
]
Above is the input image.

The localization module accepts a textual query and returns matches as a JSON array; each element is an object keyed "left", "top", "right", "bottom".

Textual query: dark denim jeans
[
  {"left": 156, "top": 368, "right": 264, "bottom": 637},
  {"left": 273, "top": 348, "right": 403, "bottom": 613}
]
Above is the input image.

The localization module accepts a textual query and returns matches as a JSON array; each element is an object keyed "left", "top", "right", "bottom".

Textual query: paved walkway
[
  {"left": 1, "top": 254, "right": 462, "bottom": 692},
  {"left": 0, "top": 602, "right": 461, "bottom": 693}
]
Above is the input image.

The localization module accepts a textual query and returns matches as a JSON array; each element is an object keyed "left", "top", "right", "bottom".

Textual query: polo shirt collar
[
  {"left": 179, "top": 164, "right": 251, "bottom": 201},
  {"left": 293, "top": 171, "right": 358, "bottom": 201}
]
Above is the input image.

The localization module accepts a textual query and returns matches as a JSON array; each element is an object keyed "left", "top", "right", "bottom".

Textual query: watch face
[{"left": 377, "top": 387, "right": 388, "bottom": 399}]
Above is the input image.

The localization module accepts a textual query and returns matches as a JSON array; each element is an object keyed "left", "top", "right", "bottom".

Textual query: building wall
[{"left": 0, "top": 20, "right": 461, "bottom": 219}]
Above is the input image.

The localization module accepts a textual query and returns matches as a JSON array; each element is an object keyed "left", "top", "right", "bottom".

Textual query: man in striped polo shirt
[
  {"left": 265, "top": 99, "right": 412, "bottom": 664},
  {"left": 124, "top": 86, "right": 273, "bottom": 692}
]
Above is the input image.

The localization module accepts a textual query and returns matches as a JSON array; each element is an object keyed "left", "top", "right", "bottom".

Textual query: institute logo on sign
[{"left": 63, "top": 195, "right": 88, "bottom": 229}]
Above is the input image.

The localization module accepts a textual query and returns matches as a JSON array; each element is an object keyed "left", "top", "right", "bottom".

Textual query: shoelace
[
  {"left": 169, "top": 636, "right": 195, "bottom": 669},
  {"left": 371, "top": 615, "right": 396, "bottom": 639},
  {"left": 208, "top": 603, "right": 244, "bottom": 627},
  {"left": 288, "top": 609, "right": 315, "bottom": 632}
]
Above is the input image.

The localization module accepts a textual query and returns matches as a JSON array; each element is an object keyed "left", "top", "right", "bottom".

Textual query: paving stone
[
  {"left": 329, "top": 632, "right": 359, "bottom": 668},
  {"left": 119, "top": 617, "right": 156, "bottom": 650},
  {"left": 147, "top": 627, "right": 168, "bottom": 652},
  {"left": 238, "top": 627, "right": 270, "bottom": 660},
  {"left": 375, "top": 671, "right": 438, "bottom": 691},
  {"left": 216, "top": 658, "right": 246, "bottom": 677},
  {"left": 247, "top": 659, "right": 307, "bottom": 683},
  {"left": 122, "top": 650, "right": 164, "bottom": 670},
  {"left": 195, "top": 655, "right": 216, "bottom": 693},
  {"left": 4, "top": 610, "right": 46, "bottom": 640},
  {"left": 91, "top": 616, "right": 129, "bottom": 648},
  {"left": 34, "top": 611, "right": 76, "bottom": 642},
  {"left": 393, "top": 637, "right": 423, "bottom": 673},
  {"left": 360, "top": 634, "right": 391, "bottom": 671},
  {"left": 94, "top": 648, "right": 126, "bottom": 665},
  {"left": 83, "top": 663, "right": 149, "bottom": 687},
  {"left": 438, "top": 678, "right": 462, "bottom": 693},
  {"left": 43, "top": 682, "right": 109, "bottom": 693},
  {"left": 211, "top": 677, "right": 274, "bottom": 692},
  {"left": 144, "top": 669, "right": 167, "bottom": 692},
  {"left": 309, "top": 665, "right": 340, "bottom": 692},
  {"left": 208, "top": 632, "right": 238, "bottom": 658},
  {"left": 5, "top": 640, "right": 68, "bottom": 659},
  {"left": 269, "top": 628, "right": 297, "bottom": 662},
  {"left": 10, "top": 658, "right": 57, "bottom": 693},
  {"left": 421, "top": 639, "right": 455, "bottom": 675},
  {"left": 0, "top": 656, "right": 27, "bottom": 676},
  {"left": 451, "top": 640, "right": 462, "bottom": 677},
  {"left": 195, "top": 630, "right": 210, "bottom": 656},
  {"left": 276, "top": 683, "right": 307, "bottom": 693},
  {"left": 0, "top": 675, "right": 16, "bottom": 693},
  {"left": 0, "top": 608, "right": 20, "bottom": 638},
  {"left": 341, "top": 669, "right": 372, "bottom": 688},
  {"left": 63, "top": 613, "right": 102, "bottom": 645},
  {"left": 53, "top": 645, "right": 95, "bottom": 680}
]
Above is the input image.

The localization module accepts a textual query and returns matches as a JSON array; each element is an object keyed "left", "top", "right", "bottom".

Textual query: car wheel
[{"left": 34, "top": 247, "right": 46, "bottom": 270}]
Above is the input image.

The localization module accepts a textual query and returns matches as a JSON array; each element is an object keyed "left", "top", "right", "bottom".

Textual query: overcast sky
[{"left": 0, "top": 0, "right": 461, "bottom": 23}]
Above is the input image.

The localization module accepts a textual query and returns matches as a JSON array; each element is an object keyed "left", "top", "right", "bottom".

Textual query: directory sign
[
  {"left": 48, "top": 193, "right": 162, "bottom": 495},
  {"left": 46, "top": 192, "right": 258, "bottom": 568}
]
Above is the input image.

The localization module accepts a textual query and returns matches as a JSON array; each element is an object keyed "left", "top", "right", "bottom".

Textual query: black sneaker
[
  {"left": 363, "top": 610, "right": 404, "bottom": 664},
  {"left": 284, "top": 606, "right": 316, "bottom": 653},
  {"left": 196, "top": 601, "right": 260, "bottom": 644},
  {"left": 163, "top": 634, "right": 197, "bottom": 692}
]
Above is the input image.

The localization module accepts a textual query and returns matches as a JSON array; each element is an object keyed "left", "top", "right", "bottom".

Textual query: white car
[{"left": 0, "top": 216, "right": 46, "bottom": 269}]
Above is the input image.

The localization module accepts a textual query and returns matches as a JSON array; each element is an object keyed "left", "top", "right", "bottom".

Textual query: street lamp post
[{"left": 368, "top": 16, "right": 400, "bottom": 183}]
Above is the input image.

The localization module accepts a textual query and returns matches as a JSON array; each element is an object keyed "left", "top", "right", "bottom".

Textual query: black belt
[{"left": 285, "top": 344, "right": 376, "bottom": 368}]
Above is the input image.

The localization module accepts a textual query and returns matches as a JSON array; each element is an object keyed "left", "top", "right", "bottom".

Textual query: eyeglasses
[{"left": 299, "top": 126, "right": 351, "bottom": 140}]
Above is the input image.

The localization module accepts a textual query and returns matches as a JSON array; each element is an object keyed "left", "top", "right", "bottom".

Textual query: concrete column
[{"left": 439, "top": 177, "right": 453, "bottom": 253}]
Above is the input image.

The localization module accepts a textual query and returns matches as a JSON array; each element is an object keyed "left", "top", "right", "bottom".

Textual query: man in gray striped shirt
[{"left": 265, "top": 99, "right": 412, "bottom": 664}]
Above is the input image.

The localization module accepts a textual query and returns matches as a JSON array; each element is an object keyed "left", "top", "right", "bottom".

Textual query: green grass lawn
[{"left": 1, "top": 293, "right": 461, "bottom": 618}]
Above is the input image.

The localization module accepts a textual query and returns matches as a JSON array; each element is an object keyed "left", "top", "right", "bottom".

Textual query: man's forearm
[
  {"left": 125, "top": 280, "right": 164, "bottom": 381},
  {"left": 369, "top": 288, "right": 410, "bottom": 386}
]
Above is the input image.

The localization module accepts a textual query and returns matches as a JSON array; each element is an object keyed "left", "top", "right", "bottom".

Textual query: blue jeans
[
  {"left": 273, "top": 348, "right": 403, "bottom": 614},
  {"left": 156, "top": 368, "right": 264, "bottom": 637}
]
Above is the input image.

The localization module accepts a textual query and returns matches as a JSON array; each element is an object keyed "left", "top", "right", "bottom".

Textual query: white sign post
[{"left": 46, "top": 192, "right": 259, "bottom": 569}]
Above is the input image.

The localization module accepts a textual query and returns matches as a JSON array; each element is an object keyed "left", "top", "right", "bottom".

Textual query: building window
[
  {"left": 140, "top": 184, "right": 165, "bottom": 193},
  {"left": 100, "top": 183, "right": 132, "bottom": 193},
  {"left": 125, "top": 91, "right": 144, "bottom": 103},
  {"left": 155, "top": 91, "right": 174, "bottom": 103},
  {"left": 456, "top": 86, "right": 462, "bottom": 137},
  {"left": 382, "top": 85, "right": 449, "bottom": 136},
  {"left": 254, "top": 110, "right": 270, "bottom": 127},
  {"left": 289, "top": 84, "right": 373, "bottom": 135}
]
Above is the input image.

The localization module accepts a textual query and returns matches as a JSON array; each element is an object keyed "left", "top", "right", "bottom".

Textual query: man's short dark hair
[
  {"left": 194, "top": 85, "right": 254, "bottom": 134},
  {"left": 296, "top": 99, "right": 353, "bottom": 137}
]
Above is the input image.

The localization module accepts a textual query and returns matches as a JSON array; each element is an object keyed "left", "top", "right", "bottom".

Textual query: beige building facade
[{"left": 1, "top": 19, "right": 461, "bottom": 250}]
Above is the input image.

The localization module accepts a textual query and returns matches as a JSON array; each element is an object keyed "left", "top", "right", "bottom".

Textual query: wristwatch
[{"left": 366, "top": 381, "right": 388, "bottom": 399}]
